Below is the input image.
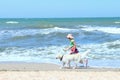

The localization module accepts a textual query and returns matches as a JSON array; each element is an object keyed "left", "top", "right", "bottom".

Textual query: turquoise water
[{"left": 0, "top": 18, "right": 120, "bottom": 68}]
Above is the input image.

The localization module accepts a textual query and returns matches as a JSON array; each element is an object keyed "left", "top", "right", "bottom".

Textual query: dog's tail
[{"left": 81, "top": 49, "right": 91, "bottom": 59}]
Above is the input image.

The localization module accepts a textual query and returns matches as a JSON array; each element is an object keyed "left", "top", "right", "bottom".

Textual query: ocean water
[{"left": 0, "top": 18, "right": 120, "bottom": 68}]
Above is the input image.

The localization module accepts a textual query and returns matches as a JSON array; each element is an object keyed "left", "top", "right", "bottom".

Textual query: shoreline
[
  {"left": 0, "top": 61, "right": 120, "bottom": 71},
  {"left": 0, "top": 62, "right": 120, "bottom": 80},
  {"left": 0, "top": 61, "right": 59, "bottom": 71}
]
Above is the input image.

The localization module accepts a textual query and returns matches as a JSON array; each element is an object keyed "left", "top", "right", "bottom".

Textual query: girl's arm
[{"left": 64, "top": 46, "right": 71, "bottom": 51}]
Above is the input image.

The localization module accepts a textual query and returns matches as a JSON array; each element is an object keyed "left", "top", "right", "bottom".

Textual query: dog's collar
[{"left": 60, "top": 55, "right": 64, "bottom": 61}]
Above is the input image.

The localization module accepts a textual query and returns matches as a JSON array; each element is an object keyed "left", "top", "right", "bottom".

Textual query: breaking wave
[
  {"left": 0, "top": 27, "right": 79, "bottom": 39},
  {"left": 6, "top": 21, "right": 19, "bottom": 24},
  {"left": 81, "top": 25, "right": 120, "bottom": 34}
]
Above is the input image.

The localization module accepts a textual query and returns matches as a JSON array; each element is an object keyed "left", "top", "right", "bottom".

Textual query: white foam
[
  {"left": 114, "top": 21, "right": 120, "bottom": 24},
  {"left": 0, "top": 45, "right": 66, "bottom": 62},
  {"left": 0, "top": 40, "right": 120, "bottom": 62},
  {"left": 81, "top": 26, "right": 120, "bottom": 34},
  {"left": 6, "top": 21, "right": 19, "bottom": 24},
  {"left": 44, "top": 27, "right": 79, "bottom": 33},
  {"left": 81, "top": 40, "right": 120, "bottom": 59},
  {"left": 0, "top": 27, "right": 79, "bottom": 38}
]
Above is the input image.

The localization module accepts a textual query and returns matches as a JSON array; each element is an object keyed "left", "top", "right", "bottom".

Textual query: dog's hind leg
[
  {"left": 73, "top": 62, "right": 78, "bottom": 69},
  {"left": 83, "top": 59, "right": 88, "bottom": 68},
  {"left": 85, "top": 59, "right": 88, "bottom": 68}
]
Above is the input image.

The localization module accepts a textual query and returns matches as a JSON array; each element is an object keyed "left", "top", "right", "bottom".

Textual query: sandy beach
[{"left": 0, "top": 62, "right": 120, "bottom": 80}]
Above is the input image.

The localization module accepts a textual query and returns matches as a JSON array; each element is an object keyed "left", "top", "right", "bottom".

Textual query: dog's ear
[
  {"left": 56, "top": 54, "right": 64, "bottom": 61},
  {"left": 60, "top": 56, "right": 63, "bottom": 61}
]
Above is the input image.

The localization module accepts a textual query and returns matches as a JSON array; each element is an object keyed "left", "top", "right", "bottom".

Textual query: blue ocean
[{"left": 0, "top": 18, "right": 120, "bottom": 68}]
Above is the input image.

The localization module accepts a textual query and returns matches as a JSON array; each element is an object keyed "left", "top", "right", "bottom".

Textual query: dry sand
[{"left": 0, "top": 62, "right": 120, "bottom": 80}]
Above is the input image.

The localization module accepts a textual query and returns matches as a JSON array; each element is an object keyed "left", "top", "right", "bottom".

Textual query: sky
[{"left": 0, "top": 0, "right": 120, "bottom": 18}]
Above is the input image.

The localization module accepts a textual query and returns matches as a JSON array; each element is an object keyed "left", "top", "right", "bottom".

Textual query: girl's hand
[
  {"left": 63, "top": 46, "right": 70, "bottom": 51},
  {"left": 63, "top": 48, "right": 67, "bottom": 51}
]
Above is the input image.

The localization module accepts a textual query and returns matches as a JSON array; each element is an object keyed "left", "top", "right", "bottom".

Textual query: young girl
[{"left": 65, "top": 34, "right": 79, "bottom": 54}]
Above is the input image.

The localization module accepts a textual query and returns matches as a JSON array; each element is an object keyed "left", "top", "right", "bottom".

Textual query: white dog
[{"left": 56, "top": 50, "right": 90, "bottom": 69}]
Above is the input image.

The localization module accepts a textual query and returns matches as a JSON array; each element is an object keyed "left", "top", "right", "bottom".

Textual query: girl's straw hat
[{"left": 66, "top": 34, "right": 74, "bottom": 39}]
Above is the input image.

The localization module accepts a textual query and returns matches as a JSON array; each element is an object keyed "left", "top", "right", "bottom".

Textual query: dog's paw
[
  {"left": 72, "top": 67, "right": 77, "bottom": 69},
  {"left": 59, "top": 67, "right": 64, "bottom": 69}
]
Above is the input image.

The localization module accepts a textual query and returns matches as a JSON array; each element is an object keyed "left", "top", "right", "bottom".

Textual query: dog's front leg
[
  {"left": 67, "top": 61, "right": 71, "bottom": 68},
  {"left": 60, "top": 62, "right": 65, "bottom": 69}
]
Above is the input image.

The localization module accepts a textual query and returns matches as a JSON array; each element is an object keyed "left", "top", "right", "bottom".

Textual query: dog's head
[{"left": 56, "top": 54, "right": 64, "bottom": 61}]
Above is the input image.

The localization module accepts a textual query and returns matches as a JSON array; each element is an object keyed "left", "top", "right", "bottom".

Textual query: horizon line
[{"left": 0, "top": 17, "right": 120, "bottom": 19}]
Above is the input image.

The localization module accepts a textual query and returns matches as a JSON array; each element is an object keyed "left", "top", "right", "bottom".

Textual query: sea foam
[
  {"left": 81, "top": 26, "right": 120, "bottom": 34},
  {"left": 6, "top": 21, "right": 19, "bottom": 24},
  {"left": 0, "top": 27, "right": 79, "bottom": 38},
  {"left": 114, "top": 21, "right": 120, "bottom": 24}
]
